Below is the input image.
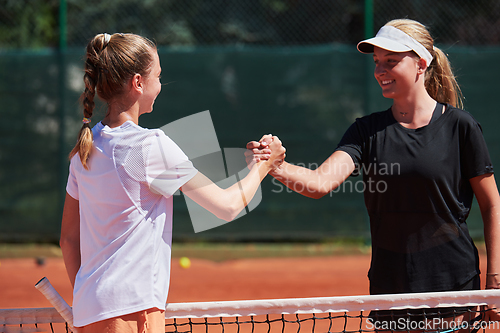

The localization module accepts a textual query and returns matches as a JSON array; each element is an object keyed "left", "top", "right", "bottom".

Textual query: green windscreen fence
[{"left": 1, "top": 45, "right": 499, "bottom": 242}]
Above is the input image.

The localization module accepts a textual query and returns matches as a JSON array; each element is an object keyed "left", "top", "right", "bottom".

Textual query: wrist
[
  {"left": 255, "top": 159, "right": 275, "bottom": 177},
  {"left": 485, "top": 273, "right": 500, "bottom": 289},
  {"left": 269, "top": 162, "right": 285, "bottom": 177}
]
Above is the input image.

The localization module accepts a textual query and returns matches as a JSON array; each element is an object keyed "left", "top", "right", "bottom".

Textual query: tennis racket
[{"left": 35, "top": 277, "right": 75, "bottom": 332}]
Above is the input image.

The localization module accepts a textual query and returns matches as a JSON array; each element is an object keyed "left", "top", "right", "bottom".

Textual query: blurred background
[{"left": 1, "top": 0, "right": 500, "bottom": 243}]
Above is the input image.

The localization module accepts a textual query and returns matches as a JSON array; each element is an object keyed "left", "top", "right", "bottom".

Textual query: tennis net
[{"left": 1, "top": 290, "right": 500, "bottom": 333}]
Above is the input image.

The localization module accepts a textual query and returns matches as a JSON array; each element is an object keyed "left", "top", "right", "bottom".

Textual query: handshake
[{"left": 245, "top": 134, "right": 286, "bottom": 174}]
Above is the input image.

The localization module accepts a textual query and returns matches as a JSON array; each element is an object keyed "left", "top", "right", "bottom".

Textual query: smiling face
[{"left": 373, "top": 46, "right": 422, "bottom": 101}]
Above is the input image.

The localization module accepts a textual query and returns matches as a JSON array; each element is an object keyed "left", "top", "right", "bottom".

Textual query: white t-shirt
[{"left": 66, "top": 121, "right": 198, "bottom": 327}]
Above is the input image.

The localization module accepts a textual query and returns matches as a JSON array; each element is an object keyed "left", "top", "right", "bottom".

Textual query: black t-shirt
[{"left": 336, "top": 103, "right": 494, "bottom": 294}]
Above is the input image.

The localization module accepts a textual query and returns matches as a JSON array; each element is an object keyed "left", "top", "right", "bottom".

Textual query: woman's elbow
[
  {"left": 210, "top": 196, "right": 246, "bottom": 221},
  {"left": 216, "top": 204, "right": 242, "bottom": 222},
  {"left": 306, "top": 178, "right": 341, "bottom": 199},
  {"left": 218, "top": 213, "right": 237, "bottom": 222},
  {"left": 308, "top": 190, "right": 328, "bottom": 199},
  {"left": 59, "top": 237, "right": 71, "bottom": 255},
  {"left": 302, "top": 183, "right": 331, "bottom": 199},
  {"left": 59, "top": 236, "right": 72, "bottom": 251},
  {"left": 294, "top": 178, "right": 336, "bottom": 199},
  {"left": 59, "top": 233, "right": 79, "bottom": 253}
]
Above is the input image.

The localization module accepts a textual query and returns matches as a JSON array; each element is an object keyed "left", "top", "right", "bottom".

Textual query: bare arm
[
  {"left": 270, "top": 150, "right": 355, "bottom": 199},
  {"left": 247, "top": 136, "right": 355, "bottom": 199},
  {"left": 470, "top": 173, "right": 500, "bottom": 289},
  {"left": 59, "top": 193, "right": 81, "bottom": 288},
  {"left": 181, "top": 136, "right": 285, "bottom": 221}
]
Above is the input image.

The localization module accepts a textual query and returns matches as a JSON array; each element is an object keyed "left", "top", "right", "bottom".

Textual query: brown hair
[
  {"left": 386, "top": 19, "right": 464, "bottom": 109},
  {"left": 69, "top": 33, "right": 157, "bottom": 169}
]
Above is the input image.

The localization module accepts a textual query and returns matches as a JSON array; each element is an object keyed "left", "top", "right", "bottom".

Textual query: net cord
[
  {"left": 1, "top": 289, "right": 499, "bottom": 325},
  {"left": 163, "top": 290, "right": 500, "bottom": 319}
]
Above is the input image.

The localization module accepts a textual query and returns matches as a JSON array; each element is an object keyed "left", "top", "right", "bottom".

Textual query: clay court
[
  {"left": 0, "top": 246, "right": 496, "bottom": 333},
  {"left": 0, "top": 245, "right": 489, "bottom": 309},
  {"left": 0, "top": 256, "right": 369, "bottom": 310}
]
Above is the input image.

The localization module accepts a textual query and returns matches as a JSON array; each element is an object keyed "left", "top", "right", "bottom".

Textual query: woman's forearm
[
  {"left": 470, "top": 173, "right": 500, "bottom": 289},
  {"left": 182, "top": 161, "right": 271, "bottom": 221},
  {"left": 270, "top": 151, "right": 355, "bottom": 199},
  {"left": 484, "top": 208, "right": 500, "bottom": 272},
  {"left": 60, "top": 239, "right": 81, "bottom": 288},
  {"left": 181, "top": 137, "right": 285, "bottom": 221}
]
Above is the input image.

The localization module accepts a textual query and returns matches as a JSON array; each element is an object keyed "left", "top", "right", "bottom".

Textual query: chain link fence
[
  {"left": 2, "top": 0, "right": 500, "bottom": 242},
  {"left": 1, "top": 0, "right": 500, "bottom": 49}
]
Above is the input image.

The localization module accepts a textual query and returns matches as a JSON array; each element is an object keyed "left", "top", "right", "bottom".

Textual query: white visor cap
[{"left": 357, "top": 26, "right": 433, "bottom": 66}]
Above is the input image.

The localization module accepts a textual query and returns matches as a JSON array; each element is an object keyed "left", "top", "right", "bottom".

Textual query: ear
[
  {"left": 417, "top": 58, "right": 428, "bottom": 74},
  {"left": 131, "top": 73, "right": 144, "bottom": 93}
]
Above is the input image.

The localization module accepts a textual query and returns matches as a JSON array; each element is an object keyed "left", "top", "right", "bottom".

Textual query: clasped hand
[{"left": 245, "top": 134, "right": 285, "bottom": 172}]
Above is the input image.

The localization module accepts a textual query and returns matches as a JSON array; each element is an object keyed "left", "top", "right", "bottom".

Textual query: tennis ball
[
  {"left": 179, "top": 257, "right": 191, "bottom": 269},
  {"left": 35, "top": 257, "right": 46, "bottom": 266}
]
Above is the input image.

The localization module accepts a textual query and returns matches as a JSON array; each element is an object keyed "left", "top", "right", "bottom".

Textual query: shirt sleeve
[
  {"left": 460, "top": 116, "right": 494, "bottom": 179},
  {"left": 334, "top": 120, "right": 365, "bottom": 176},
  {"left": 146, "top": 130, "right": 198, "bottom": 197}
]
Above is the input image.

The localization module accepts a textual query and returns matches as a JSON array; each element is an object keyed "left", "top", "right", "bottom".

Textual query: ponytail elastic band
[
  {"left": 103, "top": 33, "right": 111, "bottom": 44},
  {"left": 82, "top": 117, "right": 91, "bottom": 124},
  {"left": 101, "top": 33, "right": 112, "bottom": 51}
]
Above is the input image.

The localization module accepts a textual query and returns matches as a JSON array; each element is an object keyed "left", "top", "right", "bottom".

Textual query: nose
[{"left": 374, "top": 63, "right": 386, "bottom": 77}]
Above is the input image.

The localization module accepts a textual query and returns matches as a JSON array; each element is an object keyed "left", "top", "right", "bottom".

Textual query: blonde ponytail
[{"left": 426, "top": 46, "right": 464, "bottom": 109}]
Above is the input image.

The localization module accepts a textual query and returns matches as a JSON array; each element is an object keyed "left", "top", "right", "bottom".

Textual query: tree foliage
[
  {"left": 0, "top": 0, "right": 59, "bottom": 49},
  {"left": 1, "top": 0, "right": 500, "bottom": 49}
]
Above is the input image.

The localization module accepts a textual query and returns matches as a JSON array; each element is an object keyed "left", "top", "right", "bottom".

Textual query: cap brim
[{"left": 357, "top": 37, "right": 413, "bottom": 54}]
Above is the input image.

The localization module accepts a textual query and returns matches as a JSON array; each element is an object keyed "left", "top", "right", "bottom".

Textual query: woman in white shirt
[{"left": 60, "top": 32, "right": 285, "bottom": 333}]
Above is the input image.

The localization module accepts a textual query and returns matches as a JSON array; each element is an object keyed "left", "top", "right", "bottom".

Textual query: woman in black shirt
[{"left": 248, "top": 18, "right": 500, "bottom": 323}]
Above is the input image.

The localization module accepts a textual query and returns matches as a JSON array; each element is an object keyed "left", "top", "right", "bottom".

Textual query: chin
[
  {"left": 382, "top": 91, "right": 396, "bottom": 99},
  {"left": 139, "top": 109, "right": 154, "bottom": 117}
]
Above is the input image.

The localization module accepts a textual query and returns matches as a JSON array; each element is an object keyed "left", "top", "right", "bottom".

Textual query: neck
[
  {"left": 102, "top": 101, "right": 140, "bottom": 128},
  {"left": 391, "top": 93, "right": 438, "bottom": 129}
]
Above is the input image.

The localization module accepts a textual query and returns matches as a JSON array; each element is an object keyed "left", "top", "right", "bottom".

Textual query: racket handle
[{"left": 35, "top": 277, "right": 75, "bottom": 332}]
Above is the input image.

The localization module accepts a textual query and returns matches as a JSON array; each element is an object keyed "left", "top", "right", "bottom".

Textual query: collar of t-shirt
[{"left": 429, "top": 102, "right": 445, "bottom": 124}]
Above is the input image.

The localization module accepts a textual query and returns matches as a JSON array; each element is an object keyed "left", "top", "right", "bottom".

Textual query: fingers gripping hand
[
  {"left": 259, "top": 134, "right": 273, "bottom": 148},
  {"left": 245, "top": 134, "right": 273, "bottom": 166},
  {"left": 483, "top": 304, "right": 500, "bottom": 323},
  {"left": 267, "top": 136, "right": 286, "bottom": 171},
  {"left": 484, "top": 275, "right": 500, "bottom": 321}
]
